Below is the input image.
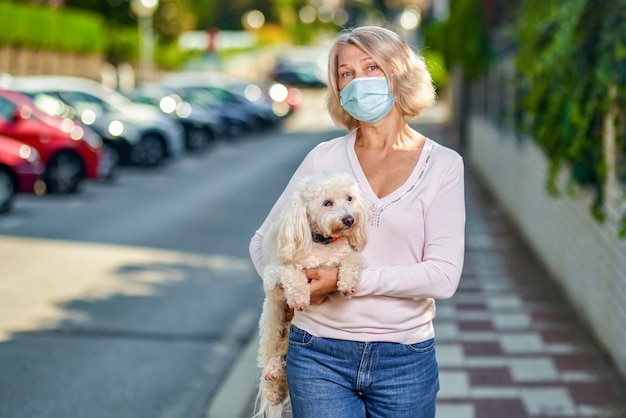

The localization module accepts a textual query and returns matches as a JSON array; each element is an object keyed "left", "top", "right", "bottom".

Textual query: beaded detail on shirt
[{"left": 359, "top": 141, "right": 435, "bottom": 228}]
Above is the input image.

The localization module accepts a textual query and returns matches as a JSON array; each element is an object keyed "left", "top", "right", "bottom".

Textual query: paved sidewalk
[
  {"left": 210, "top": 118, "right": 626, "bottom": 418},
  {"left": 436, "top": 169, "right": 626, "bottom": 417},
  {"left": 424, "top": 122, "right": 626, "bottom": 418}
]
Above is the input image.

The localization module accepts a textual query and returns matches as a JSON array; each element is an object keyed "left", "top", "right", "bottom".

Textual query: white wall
[{"left": 467, "top": 115, "right": 626, "bottom": 378}]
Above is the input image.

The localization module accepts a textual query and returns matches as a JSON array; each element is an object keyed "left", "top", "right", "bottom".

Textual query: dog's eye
[
  {"left": 323, "top": 200, "right": 333, "bottom": 207},
  {"left": 346, "top": 195, "right": 353, "bottom": 202}
]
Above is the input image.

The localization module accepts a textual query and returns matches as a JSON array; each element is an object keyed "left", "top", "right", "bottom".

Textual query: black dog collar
[{"left": 311, "top": 231, "right": 339, "bottom": 245}]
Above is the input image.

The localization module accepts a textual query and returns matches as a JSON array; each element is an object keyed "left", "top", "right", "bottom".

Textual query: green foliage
[
  {"left": 444, "top": 0, "right": 491, "bottom": 80},
  {"left": 66, "top": 0, "right": 196, "bottom": 45},
  {"left": 514, "top": 0, "right": 626, "bottom": 236},
  {"left": 421, "top": 20, "right": 451, "bottom": 90},
  {"left": 104, "top": 25, "right": 139, "bottom": 64},
  {"left": 154, "top": 0, "right": 197, "bottom": 44},
  {"left": 422, "top": 49, "right": 448, "bottom": 92},
  {"left": 197, "top": 0, "right": 282, "bottom": 30},
  {"left": 0, "top": 1, "right": 104, "bottom": 54},
  {"left": 415, "top": 0, "right": 488, "bottom": 89},
  {"left": 156, "top": 40, "right": 201, "bottom": 70},
  {"left": 66, "top": 0, "right": 134, "bottom": 27},
  {"left": 421, "top": 19, "right": 447, "bottom": 55}
]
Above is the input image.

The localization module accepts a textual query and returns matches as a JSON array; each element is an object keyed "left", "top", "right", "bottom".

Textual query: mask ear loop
[{"left": 386, "top": 72, "right": 395, "bottom": 96}]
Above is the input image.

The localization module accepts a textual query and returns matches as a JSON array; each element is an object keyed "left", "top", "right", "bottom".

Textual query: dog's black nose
[{"left": 342, "top": 215, "right": 355, "bottom": 227}]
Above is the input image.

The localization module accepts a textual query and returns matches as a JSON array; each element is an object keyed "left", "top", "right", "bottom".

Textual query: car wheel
[
  {"left": 0, "top": 167, "right": 16, "bottom": 214},
  {"left": 45, "top": 151, "right": 84, "bottom": 194},
  {"left": 187, "top": 126, "right": 213, "bottom": 151},
  {"left": 132, "top": 133, "right": 165, "bottom": 167},
  {"left": 226, "top": 121, "right": 246, "bottom": 139}
]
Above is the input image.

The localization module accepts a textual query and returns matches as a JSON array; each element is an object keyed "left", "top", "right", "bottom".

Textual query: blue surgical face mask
[{"left": 339, "top": 76, "right": 396, "bottom": 123}]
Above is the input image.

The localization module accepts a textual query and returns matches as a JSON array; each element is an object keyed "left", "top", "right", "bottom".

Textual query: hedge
[{"left": 0, "top": 1, "right": 104, "bottom": 54}]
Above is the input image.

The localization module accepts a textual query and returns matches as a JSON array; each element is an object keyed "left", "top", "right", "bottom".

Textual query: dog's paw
[
  {"left": 265, "top": 387, "right": 287, "bottom": 405},
  {"left": 262, "top": 364, "right": 284, "bottom": 381},
  {"left": 284, "top": 290, "right": 310, "bottom": 311},
  {"left": 286, "top": 297, "right": 309, "bottom": 311},
  {"left": 337, "top": 280, "right": 359, "bottom": 297}
]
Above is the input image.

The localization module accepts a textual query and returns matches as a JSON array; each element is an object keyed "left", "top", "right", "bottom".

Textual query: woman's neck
[{"left": 356, "top": 121, "right": 424, "bottom": 152}]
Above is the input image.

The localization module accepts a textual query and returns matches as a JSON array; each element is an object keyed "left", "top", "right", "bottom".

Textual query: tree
[
  {"left": 192, "top": 0, "right": 282, "bottom": 30},
  {"left": 65, "top": 0, "right": 195, "bottom": 42}
]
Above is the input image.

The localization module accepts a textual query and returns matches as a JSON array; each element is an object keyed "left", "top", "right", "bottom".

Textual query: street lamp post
[{"left": 131, "top": 0, "right": 159, "bottom": 82}]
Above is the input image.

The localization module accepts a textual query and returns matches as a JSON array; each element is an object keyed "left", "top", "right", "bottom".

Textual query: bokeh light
[
  {"left": 242, "top": 10, "right": 265, "bottom": 30},
  {"left": 399, "top": 7, "right": 421, "bottom": 30},
  {"left": 299, "top": 5, "right": 317, "bottom": 24}
]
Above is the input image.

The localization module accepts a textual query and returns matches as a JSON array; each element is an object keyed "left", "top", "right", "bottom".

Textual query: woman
[{"left": 249, "top": 25, "right": 465, "bottom": 418}]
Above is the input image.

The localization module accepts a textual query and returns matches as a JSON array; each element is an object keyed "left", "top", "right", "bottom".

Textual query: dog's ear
[
  {"left": 348, "top": 194, "right": 369, "bottom": 252},
  {"left": 276, "top": 192, "right": 311, "bottom": 262}
]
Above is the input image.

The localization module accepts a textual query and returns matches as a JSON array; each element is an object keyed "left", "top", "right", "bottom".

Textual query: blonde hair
[{"left": 325, "top": 26, "right": 436, "bottom": 130}]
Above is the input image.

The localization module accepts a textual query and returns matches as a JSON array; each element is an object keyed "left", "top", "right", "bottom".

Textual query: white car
[{"left": 7, "top": 75, "right": 185, "bottom": 167}]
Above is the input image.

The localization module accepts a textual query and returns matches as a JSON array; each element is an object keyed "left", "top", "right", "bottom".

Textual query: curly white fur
[{"left": 254, "top": 172, "right": 368, "bottom": 418}]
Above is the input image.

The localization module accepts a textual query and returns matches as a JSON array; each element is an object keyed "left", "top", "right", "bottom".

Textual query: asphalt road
[{"left": 0, "top": 89, "right": 343, "bottom": 418}]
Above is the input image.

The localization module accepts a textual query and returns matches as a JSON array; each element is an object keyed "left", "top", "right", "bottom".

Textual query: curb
[{"left": 204, "top": 331, "right": 260, "bottom": 418}]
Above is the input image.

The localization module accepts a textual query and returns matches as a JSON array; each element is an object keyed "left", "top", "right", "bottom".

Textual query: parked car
[
  {"left": 223, "top": 75, "right": 301, "bottom": 118},
  {"left": 0, "top": 89, "right": 103, "bottom": 194},
  {"left": 127, "top": 83, "right": 223, "bottom": 150},
  {"left": 161, "top": 72, "right": 297, "bottom": 131},
  {"left": 160, "top": 75, "right": 262, "bottom": 135},
  {"left": 26, "top": 92, "right": 118, "bottom": 180},
  {"left": 162, "top": 84, "right": 252, "bottom": 138},
  {"left": 0, "top": 134, "right": 44, "bottom": 213},
  {"left": 8, "top": 76, "right": 185, "bottom": 167},
  {"left": 269, "top": 60, "right": 328, "bottom": 88}
]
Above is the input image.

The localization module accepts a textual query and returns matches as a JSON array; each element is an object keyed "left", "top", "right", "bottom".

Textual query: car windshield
[
  {"left": 179, "top": 88, "right": 222, "bottom": 107},
  {"left": 95, "top": 85, "right": 135, "bottom": 108},
  {"left": 30, "top": 93, "right": 76, "bottom": 119},
  {"left": 55, "top": 90, "right": 111, "bottom": 114}
]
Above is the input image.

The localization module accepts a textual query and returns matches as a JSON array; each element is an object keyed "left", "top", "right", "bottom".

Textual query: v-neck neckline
[
  {"left": 346, "top": 131, "right": 435, "bottom": 204},
  {"left": 345, "top": 131, "right": 436, "bottom": 227}
]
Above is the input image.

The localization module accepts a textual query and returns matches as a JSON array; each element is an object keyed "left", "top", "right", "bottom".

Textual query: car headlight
[
  {"left": 175, "top": 102, "right": 192, "bottom": 118},
  {"left": 108, "top": 120, "right": 125, "bottom": 137},
  {"left": 269, "top": 83, "right": 289, "bottom": 102},
  {"left": 18, "top": 144, "right": 41, "bottom": 163},
  {"left": 159, "top": 96, "right": 177, "bottom": 114},
  {"left": 81, "top": 109, "right": 97, "bottom": 125},
  {"left": 244, "top": 84, "right": 262, "bottom": 102}
]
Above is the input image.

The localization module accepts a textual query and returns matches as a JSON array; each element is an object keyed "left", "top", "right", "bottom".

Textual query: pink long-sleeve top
[{"left": 249, "top": 130, "right": 465, "bottom": 344}]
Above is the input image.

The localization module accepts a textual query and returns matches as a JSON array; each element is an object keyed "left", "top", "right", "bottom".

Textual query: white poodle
[{"left": 254, "top": 171, "right": 369, "bottom": 418}]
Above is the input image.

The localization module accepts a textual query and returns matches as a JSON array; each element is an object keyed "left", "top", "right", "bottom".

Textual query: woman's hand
[{"left": 302, "top": 267, "right": 338, "bottom": 305}]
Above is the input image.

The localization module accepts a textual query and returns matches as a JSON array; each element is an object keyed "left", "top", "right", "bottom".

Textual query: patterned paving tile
[
  {"left": 472, "top": 399, "right": 528, "bottom": 418},
  {"left": 462, "top": 341, "right": 505, "bottom": 357},
  {"left": 468, "top": 368, "right": 515, "bottom": 385},
  {"left": 458, "top": 320, "right": 495, "bottom": 332}
]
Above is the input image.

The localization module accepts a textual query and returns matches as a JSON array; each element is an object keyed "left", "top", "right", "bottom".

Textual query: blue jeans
[{"left": 286, "top": 325, "right": 439, "bottom": 418}]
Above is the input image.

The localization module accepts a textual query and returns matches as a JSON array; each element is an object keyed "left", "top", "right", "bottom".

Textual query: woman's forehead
[{"left": 337, "top": 44, "right": 374, "bottom": 65}]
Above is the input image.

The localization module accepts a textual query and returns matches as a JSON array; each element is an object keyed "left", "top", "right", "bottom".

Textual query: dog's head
[{"left": 276, "top": 172, "right": 368, "bottom": 262}]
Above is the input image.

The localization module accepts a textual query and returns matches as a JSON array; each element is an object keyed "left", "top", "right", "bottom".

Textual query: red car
[
  {"left": 0, "top": 134, "right": 44, "bottom": 213},
  {"left": 0, "top": 89, "right": 104, "bottom": 194}
]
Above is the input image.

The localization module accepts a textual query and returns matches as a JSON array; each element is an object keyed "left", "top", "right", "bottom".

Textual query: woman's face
[{"left": 336, "top": 44, "right": 386, "bottom": 91}]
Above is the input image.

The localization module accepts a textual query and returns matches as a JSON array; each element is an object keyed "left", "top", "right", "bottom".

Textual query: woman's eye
[
  {"left": 323, "top": 200, "right": 333, "bottom": 207},
  {"left": 367, "top": 65, "right": 377, "bottom": 72},
  {"left": 340, "top": 71, "right": 352, "bottom": 78}
]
